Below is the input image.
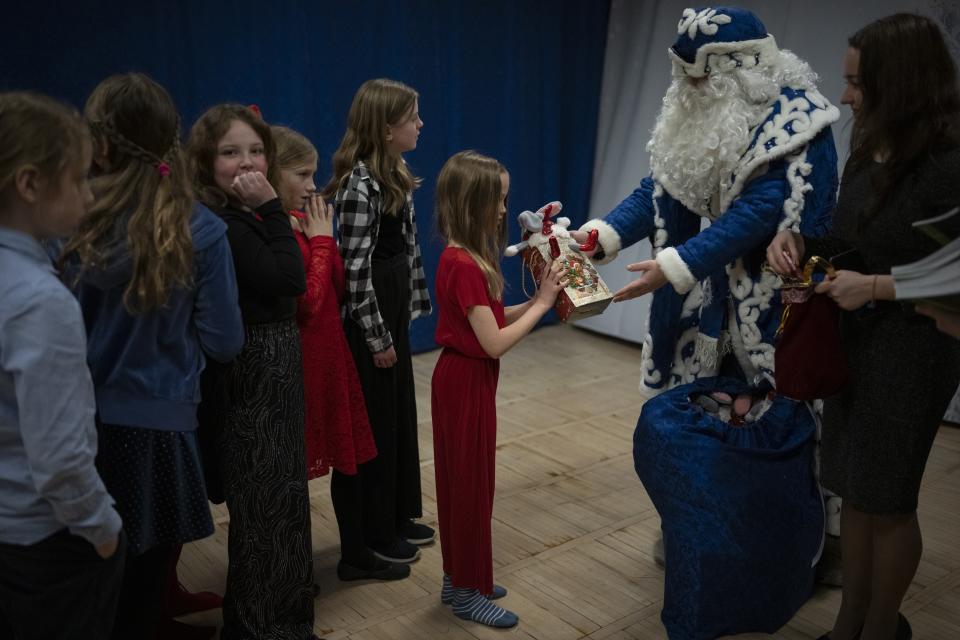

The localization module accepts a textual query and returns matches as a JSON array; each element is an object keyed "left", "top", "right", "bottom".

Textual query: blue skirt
[{"left": 96, "top": 423, "right": 214, "bottom": 556}]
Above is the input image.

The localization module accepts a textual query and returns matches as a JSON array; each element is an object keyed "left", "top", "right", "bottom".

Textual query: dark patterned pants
[{"left": 219, "top": 320, "right": 314, "bottom": 640}]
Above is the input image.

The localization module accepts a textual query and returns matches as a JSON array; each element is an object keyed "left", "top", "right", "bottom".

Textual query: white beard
[{"left": 648, "top": 50, "right": 818, "bottom": 218}]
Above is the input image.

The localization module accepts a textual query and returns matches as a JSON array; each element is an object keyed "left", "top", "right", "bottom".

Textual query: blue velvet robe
[{"left": 584, "top": 87, "right": 840, "bottom": 392}]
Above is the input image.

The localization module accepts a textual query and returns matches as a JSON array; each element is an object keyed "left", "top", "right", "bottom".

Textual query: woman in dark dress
[{"left": 768, "top": 14, "right": 960, "bottom": 640}]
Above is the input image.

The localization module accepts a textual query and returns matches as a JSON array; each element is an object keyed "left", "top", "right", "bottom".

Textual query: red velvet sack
[{"left": 774, "top": 258, "right": 848, "bottom": 400}]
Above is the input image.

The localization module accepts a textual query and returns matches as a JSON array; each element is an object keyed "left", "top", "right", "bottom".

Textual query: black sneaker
[
  {"left": 372, "top": 538, "right": 421, "bottom": 564},
  {"left": 398, "top": 519, "right": 436, "bottom": 545},
  {"left": 337, "top": 557, "right": 410, "bottom": 581},
  {"left": 897, "top": 612, "right": 912, "bottom": 640}
]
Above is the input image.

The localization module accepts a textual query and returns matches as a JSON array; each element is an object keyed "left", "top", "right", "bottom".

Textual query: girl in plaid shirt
[{"left": 321, "top": 78, "right": 433, "bottom": 565}]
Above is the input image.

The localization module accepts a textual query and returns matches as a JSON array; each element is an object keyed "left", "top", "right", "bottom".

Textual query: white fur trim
[
  {"left": 580, "top": 218, "right": 621, "bottom": 264},
  {"left": 639, "top": 333, "right": 663, "bottom": 392},
  {"left": 655, "top": 246, "right": 697, "bottom": 294},
  {"left": 680, "top": 281, "right": 703, "bottom": 319},
  {"left": 778, "top": 149, "right": 813, "bottom": 232},
  {"left": 669, "top": 34, "right": 779, "bottom": 79},
  {"left": 651, "top": 183, "right": 668, "bottom": 256},
  {"left": 727, "top": 259, "right": 780, "bottom": 380},
  {"left": 720, "top": 91, "right": 839, "bottom": 213},
  {"left": 525, "top": 225, "right": 571, "bottom": 250}
]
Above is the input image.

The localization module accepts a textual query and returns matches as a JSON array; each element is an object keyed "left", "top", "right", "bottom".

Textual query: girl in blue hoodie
[{"left": 59, "top": 73, "right": 244, "bottom": 640}]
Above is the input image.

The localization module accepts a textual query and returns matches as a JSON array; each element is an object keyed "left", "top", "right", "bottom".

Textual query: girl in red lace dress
[
  {"left": 431, "top": 151, "right": 565, "bottom": 629},
  {"left": 273, "top": 126, "right": 405, "bottom": 581}
]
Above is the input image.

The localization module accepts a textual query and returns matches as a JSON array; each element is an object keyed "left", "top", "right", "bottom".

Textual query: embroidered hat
[{"left": 669, "top": 7, "right": 779, "bottom": 78}]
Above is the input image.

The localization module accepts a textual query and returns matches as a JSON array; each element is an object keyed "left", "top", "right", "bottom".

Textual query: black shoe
[
  {"left": 815, "top": 627, "right": 863, "bottom": 640},
  {"left": 398, "top": 519, "right": 436, "bottom": 545},
  {"left": 372, "top": 538, "right": 421, "bottom": 563},
  {"left": 337, "top": 557, "right": 410, "bottom": 581},
  {"left": 897, "top": 613, "right": 912, "bottom": 640}
]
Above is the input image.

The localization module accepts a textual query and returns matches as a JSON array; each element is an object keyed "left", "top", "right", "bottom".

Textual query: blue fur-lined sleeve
[
  {"left": 797, "top": 128, "right": 839, "bottom": 239},
  {"left": 603, "top": 175, "right": 658, "bottom": 248},
  {"left": 676, "top": 161, "right": 789, "bottom": 282}
]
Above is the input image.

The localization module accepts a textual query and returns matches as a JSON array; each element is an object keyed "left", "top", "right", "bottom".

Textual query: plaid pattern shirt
[{"left": 336, "top": 160, "right": 432, "bottom": 353}]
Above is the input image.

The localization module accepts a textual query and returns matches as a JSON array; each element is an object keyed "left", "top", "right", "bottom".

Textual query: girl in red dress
[
  {"left": 431, "top": 151, "right": 566, "bottom": 628},
  {"left": 272, "top": 126, "right": 406, "bottom": 581}
]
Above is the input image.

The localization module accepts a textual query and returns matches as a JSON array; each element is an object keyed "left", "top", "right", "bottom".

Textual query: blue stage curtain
[{"left": 1, "top": 0, "right": 610, "bottom": 352}]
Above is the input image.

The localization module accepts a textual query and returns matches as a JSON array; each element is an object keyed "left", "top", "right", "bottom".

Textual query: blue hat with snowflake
[{"left": 669, "top": 7, "right": 779, "bottom": 78}]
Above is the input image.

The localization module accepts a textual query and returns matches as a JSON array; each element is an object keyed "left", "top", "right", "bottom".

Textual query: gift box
[{"left": 522, "top": 237, "right": 613, "bottom": 322}]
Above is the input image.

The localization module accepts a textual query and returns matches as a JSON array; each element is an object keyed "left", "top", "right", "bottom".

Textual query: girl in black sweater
[{"left": 187, "top": 105, "right": 316, "bottom": 640}]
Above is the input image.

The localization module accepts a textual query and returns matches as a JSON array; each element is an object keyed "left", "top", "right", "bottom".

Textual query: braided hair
[{"left": 61, "top": 73, "right": 194, "bottom": 313}]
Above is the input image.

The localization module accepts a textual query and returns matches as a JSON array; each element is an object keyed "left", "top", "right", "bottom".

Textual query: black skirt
[
  {"left": 96, "top": 424, "right": 213, "bottom": 556},
  {"left": 821, "top": 307, "right": 960, "bottom": 513}
]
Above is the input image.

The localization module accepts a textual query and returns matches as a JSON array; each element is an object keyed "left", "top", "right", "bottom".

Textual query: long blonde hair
[
  {"left": 273, "top": 125, "right": 318, "bottom": 172},
  {"left": 321, "top": 78, "right": 421, "bottom": 215},
  {"left": 271, "top": 125, "right": 318, "bottom": 210},
  {"left": 435, "top": 151, "right": 507, "bottom": 299},
  {"left": 61, "top": 73, "right": 193, "bottom": 314},
  {"left": 0, "top": 92, "right": 89, "bottom": 206}
]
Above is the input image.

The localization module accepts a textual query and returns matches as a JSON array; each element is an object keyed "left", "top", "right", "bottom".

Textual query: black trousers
[
  {"left": 345, "top": 253, "right": 423, "bottom": 547},
  {"left": 330, "top": 469, "right": 366, "bottom": 564},
  {"left": 110, "top": 544, "right": 174, "bottom": 640},
  {"left": 0, "top": 528, "right": 126, "bottom": 640}
]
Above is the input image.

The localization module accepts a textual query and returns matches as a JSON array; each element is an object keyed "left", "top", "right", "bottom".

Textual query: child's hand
[
  {"left": 95, "top": 534, "right": 119, "bottom": 559},
  {"left": 231, "top": 171, "right": 278, "bottom": 209},
  {"left": 373, "top": 345, "right": 398, "bottom": 368},
  {"left": 301, "top": 194, "right": 334, "bottom": 238},
  {"left": 534, "top": 260, "right": 566, "bottom": 309}
]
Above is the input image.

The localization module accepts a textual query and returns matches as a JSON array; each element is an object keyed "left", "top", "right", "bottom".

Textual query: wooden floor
[{"left": 179, "top": 324, "right": 960, "bottom": 639}]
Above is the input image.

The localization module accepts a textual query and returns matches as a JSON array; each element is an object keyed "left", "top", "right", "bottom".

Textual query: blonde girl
[
  {"left": 431, "top": 150, "right": 564, "bottom": 628},
  {"left": 321, "top": 78, "right": 432, "bottom": 565},
  {"left": 58, "top": 73, "right": 245, "bottom": 640},
  {"left": 273, "top": 126, "right": 403, "bottom": 581}
]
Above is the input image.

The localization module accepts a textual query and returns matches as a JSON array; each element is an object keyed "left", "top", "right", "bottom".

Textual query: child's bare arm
[
  {"left": 468, "top": 261, "right": 565, "bottom": 358},
  {"left": 503, "top": 300, "right": 534, "bottom": 325}
]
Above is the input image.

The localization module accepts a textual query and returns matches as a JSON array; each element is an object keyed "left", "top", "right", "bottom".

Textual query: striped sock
[
  {"left": 440, "top": 574, "right": 507, "bottom": 604},
  {"left": 440, "top": 574, "right": 454, "bottom": 604},
  {"left": 451, "top": 587, "right": 518, "bottom": 628}
]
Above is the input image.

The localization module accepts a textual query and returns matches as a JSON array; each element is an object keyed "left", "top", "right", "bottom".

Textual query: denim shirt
[{"left": 0, "top": 227, "right": 121, "bottom": 546}]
